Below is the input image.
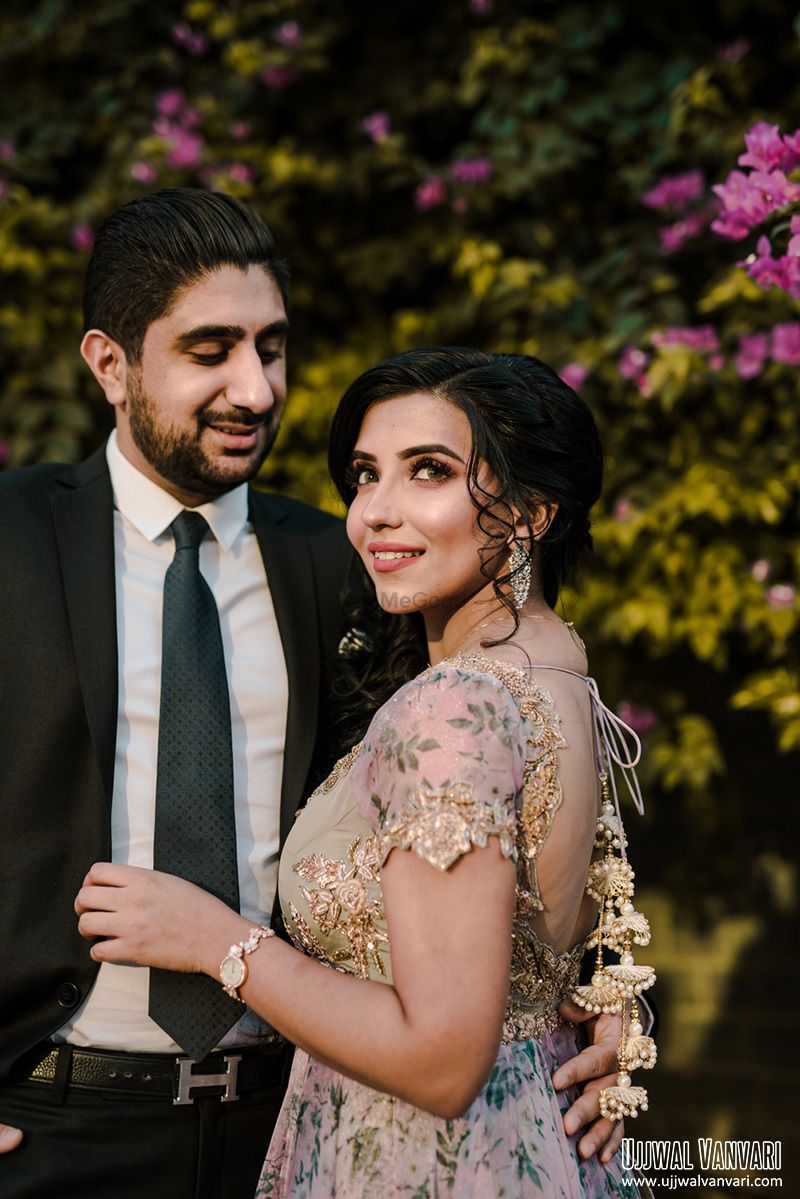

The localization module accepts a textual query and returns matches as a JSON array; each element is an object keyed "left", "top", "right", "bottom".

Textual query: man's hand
[
  {"left": 554, "top": 1000, "right": 624, "bottom": 1164},
  {"left": 0, "top": 1123, "right": 23, "bottom": 1153}
]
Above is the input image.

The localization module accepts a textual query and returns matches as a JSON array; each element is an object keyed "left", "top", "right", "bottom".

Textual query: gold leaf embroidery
[
  {"left": 290, "top": 834, "right": 388, "bottom": 978},
  {"left": 378, "top": 780, "right": 517, "bottom": 871}
]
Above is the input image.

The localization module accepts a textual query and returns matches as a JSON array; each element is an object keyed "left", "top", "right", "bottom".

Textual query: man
[{"left": 0, "top": 188, "right": 623, "bottom": 1196}]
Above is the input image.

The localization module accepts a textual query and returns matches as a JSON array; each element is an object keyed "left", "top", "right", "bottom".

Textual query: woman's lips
[{"left": 368, "top": 545, "right": 426, "bottom": 573}]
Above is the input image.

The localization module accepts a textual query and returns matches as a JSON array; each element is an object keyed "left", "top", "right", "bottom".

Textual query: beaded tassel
[{"left": 570, "top": 775, "right": 656, "bottom": 1120}]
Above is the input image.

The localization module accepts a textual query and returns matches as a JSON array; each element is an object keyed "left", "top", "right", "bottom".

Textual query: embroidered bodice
[{"left": 278, "top": 654, "right": 611, "bottom": 1042}]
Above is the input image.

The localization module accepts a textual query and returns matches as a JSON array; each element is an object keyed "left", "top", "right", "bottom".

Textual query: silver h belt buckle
[{"left": 173, "top": 1055, "right": 242, "bottom": 1106}]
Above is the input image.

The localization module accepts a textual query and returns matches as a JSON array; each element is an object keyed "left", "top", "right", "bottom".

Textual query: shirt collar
[{"left": 105, "top": 430, "right": 250, "bottom": 551}]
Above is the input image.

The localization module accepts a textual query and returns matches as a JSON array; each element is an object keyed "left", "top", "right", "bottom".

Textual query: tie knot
[{"left": 170, "top": 510, "right": 209, "bottom": 552}]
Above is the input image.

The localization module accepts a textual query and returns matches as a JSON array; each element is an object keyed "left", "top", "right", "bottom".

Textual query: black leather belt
[{"left": 24, "top": 1041, "right": 289, "bottom": 1105}]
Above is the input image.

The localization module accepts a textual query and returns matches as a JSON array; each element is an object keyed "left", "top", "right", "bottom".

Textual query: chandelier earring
[{"left": 509, "top": 540, "right": 532, "bottom": 610}]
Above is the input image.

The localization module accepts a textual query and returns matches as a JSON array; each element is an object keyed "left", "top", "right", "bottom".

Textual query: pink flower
[
  {"left": 642, "top": 170, "right": 704, "bottom": 213},
  {"left": 182, "top": 108, "right": 203, "bottom": 130},
  {"left": 788, "top": 214, "right": 800, "bottom": 258},
  {"left": 738, "top": 236, "right": 800, "bottom": 297},
  {"left": 414, "top": 176, "right": 446, "bottom": 211},
  {"left": 618, "top": 346, "right": 650, "bottom": 380},
  {"left": 734, "top": 332, "right": 768, "bottom": 379},
  {"left": 166, "top": 130, "right": 204, "bottom": 169},
  {"left": 738, "top": 122, "right": 788, "bottom": 172},
  {"left": 781, "top": 130, "right": 800, "bottom": 172},
  {"left": 228, "top": 163, "right": 254, "bottom": 184},
  {"left": 717, "top": 38, "right": 750, "bottom": 64},
  {"left": 230, "top": 120, "right": 251, "bottom": 141},
  {"left": 155, "top": 89, "right": 185, "bottom": 117},
  {"left": 558, "top": 363, "right": 588, "bottom": 392},
  {"left": 765, "top": 583, "right": 796, "bottom": 609},
  {"left": 70, "top": 225, "right": 94, "bottom": 251},
  {"left": 616, "top": 701, "right": 658, "bottom": 736},
  {"left": 750, "top": 559, "right": 771, "bottom": 583},
  {"left": 0, "top": 139, "right": 15, "bottom": 162},
  {"left": 613, "top": 498, "right": 632, "bottom": 522},
  {"left": 771, "top": 322, "right": 800, "bottom": 366},
  {"left": 261, "top": 66, "right": 300, "bottom": 90},
  {"left": 651, "top": 325, "right": 719, "bottom": 353},
  {"left": 450, "top": 156, "right": 492, "bottom": 185},
  {"left": 452, "top": 197, "right": 468, "bottom": 214},
  {"left": 711, "top": 170, "right": 771, "bottom": 239},
  {"left": 360, "top": 111, "right": 391, "bottom": 142},
  {"left": 130, "top": 161, "right": 157, "bottom": 184},
  {"left": 469, "top": 0, "right": 494, "bottom": 12},
  {"left": 709, "top": 353, "right": 725, "bottom": 371},
  {"left": 658, "top": 210, "right": 708, "bottom": 253},
  {"left": 273, "top": 20, "right": 303, "bottom": 48},
  {"left": 171, "top": 22, "right": 208, "bottom": 56}
]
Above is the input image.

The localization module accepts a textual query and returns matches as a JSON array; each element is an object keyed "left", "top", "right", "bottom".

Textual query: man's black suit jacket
[{"left": 0, "top": 446, "right": 351, "bottom": 1083}]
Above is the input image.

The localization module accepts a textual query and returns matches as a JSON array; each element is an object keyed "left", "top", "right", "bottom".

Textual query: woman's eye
[
  {"left": 412, "top": 458, "right": 452, "bottom": 482},
  {"left": 351, "top": 465, "right": 377, "bottom": 486}
]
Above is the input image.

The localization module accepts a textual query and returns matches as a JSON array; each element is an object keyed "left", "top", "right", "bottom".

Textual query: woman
[{"left": 76, "top": 349, "right": 653, "bottom": 1197}]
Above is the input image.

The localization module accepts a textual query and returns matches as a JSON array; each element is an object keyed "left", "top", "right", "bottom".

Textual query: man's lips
[
  {"left": 367, "top": 543, "right": 426, "bottom": 573},
  {"left": 205, "top": 421, "right": 265, "bottom": 450}
]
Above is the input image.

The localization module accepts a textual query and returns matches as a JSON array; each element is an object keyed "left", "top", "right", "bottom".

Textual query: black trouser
[{"left": 0, "top": 1043, "right": 292, "bottom": 1199}]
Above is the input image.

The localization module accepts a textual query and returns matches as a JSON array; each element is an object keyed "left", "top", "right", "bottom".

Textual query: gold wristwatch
[{"left": 219, "top": 925, "right": 275, "bottom": 1001}]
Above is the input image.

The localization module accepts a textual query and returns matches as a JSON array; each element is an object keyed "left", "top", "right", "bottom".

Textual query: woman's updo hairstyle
[
  {"left": 326, "top": 346, "right": 604, "bottom": 748},
  {"left": 330, "top": 346, "right": 602, "bottom": 609}
]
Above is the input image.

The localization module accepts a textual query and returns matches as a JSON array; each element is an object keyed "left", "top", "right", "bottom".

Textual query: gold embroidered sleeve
[{"left": 377, "top": 780, "right": 518, "bottom": 871}]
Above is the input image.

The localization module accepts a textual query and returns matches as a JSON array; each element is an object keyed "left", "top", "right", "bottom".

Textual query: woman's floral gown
[{"left": 257, "top": 655, "right": 644, "bottom": 1198}]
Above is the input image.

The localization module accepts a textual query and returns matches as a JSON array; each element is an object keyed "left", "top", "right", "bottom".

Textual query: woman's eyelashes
[{"left": 348, "top": 456, "right": 455, "bottom": 489}]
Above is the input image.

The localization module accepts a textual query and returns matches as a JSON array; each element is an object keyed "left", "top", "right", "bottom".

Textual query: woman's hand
[
  {"left": 74, "top": 863, "right": 245, "bottom": 976},
  {"left": 553, "top": 1001, "right": 625, "bottom": 1163}
]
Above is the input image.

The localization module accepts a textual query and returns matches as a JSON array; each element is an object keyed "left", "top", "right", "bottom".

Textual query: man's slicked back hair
[{"left": 83, "top": 188, "right": 290, "bottom": 361}]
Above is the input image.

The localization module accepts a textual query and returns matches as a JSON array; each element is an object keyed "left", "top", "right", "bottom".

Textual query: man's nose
[{"left": 225, "top": 347, "right": 276, "bottom": 412}]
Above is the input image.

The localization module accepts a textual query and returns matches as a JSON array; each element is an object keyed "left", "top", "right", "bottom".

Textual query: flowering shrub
[{"left": 0, "top": 0, "right": 797, "bottom": 918}]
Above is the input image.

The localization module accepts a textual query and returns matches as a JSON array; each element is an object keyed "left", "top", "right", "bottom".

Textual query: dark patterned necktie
[{"left": 148, "top": 510, "right": 242, "bottom": 1061}]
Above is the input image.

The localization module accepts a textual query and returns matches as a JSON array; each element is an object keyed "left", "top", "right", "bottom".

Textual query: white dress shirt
[{"left": 57, "top": 431, "right": 288, "bottom": 1052}]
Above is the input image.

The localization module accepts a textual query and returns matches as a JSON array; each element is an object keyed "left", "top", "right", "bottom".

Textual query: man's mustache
[{"left": 201, "top": 410, "right": 271, "bottom": 429}]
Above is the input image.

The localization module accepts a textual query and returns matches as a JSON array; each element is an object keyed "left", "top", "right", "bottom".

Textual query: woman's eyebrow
[{"left": 398, "top": 443, "right": 465, "bottom": 463}]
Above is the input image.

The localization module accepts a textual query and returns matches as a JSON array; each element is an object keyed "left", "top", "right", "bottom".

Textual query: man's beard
[{"left": 127, "top": 375, "right": 279, "bottom": 498}]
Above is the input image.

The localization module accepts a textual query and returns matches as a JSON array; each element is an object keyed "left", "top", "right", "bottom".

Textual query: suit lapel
[
  {"left": 49, "top": 448, "right": 118, "bottom": 805},
  {"left": 249, "top": 490, "right": 321, "bottom": 844}
]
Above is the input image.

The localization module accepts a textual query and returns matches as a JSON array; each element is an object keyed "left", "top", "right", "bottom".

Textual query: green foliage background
[{"left": 1, "top": 0, "right": 797, "bottom": 1173}]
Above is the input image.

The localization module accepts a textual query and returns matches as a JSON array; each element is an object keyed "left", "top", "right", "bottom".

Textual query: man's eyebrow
[{"left": 174, "top": 319, "right": 289, "bottom": 349}]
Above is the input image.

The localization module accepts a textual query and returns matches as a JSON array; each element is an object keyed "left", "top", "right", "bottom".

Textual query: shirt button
[{"left": 56, "top": 982, "right": 81, "bottom": 1008}]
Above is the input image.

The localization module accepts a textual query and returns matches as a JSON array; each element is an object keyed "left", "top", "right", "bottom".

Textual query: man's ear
[{"left": 80, "top": 329, "right": 130, "bottom": 410}]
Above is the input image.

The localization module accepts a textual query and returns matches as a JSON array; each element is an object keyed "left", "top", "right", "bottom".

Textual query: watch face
[{"left": 220, "top": 954, "right": 246, "bottom": 989}]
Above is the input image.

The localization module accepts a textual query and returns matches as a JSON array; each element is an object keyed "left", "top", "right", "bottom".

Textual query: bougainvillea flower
[
  {"left": 658, "top": 210, "right": 708, "bottom": 253},
  {"left": 717, "top": 38, "right": 750, "bottom": 63},
  {"left": 771, "top": 322, "right": 800, "bottom": 365},
  {"left": 131, "top": 161, "right": 157, "bottom": 184},
  {"left": 414, "top": 176, "right": 446, "bottom": 211},
  {"left": 734, "top": 332, "right": 768, "bottom": 379},
  {"left": 558, "top": 363, "right": 588, "bottom": 391},
  {"left": 70, "top": 225, "right": 94, "bottom": 251},
  {"left": 166, "top": 130, "right": 203, "bottom": 169},
  {"left": 750, "top": 559, "right": 771, "bottom": 582},
  {"left": 651, "top": 325, "right": 719, "bottom": 352},
  {"left": 155, "top": 89, "right": 185, "bottom": 117},
  {"left": 618, "top": 346, "right": 651, "bottom": 379},
  {"left": 641, "top": 170, "right": 704, "bottom": 212},
  {"left": 170, "top": 23, "right": 208, "bottom": 56},
  {"left": 737, "top": 122, "right": 789, "bottom": 172},
  {"left": 616, "top": 701, "right": 658, "bottom": 736},
  {"left": 360, "top": 111, "right": 391, "bottom": 142},
  {"left": 273, "top": 21, "right": 303, "bottom": 48},
  {"left": 450, "top": 156, "right": 492, "bottom": 185}
]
